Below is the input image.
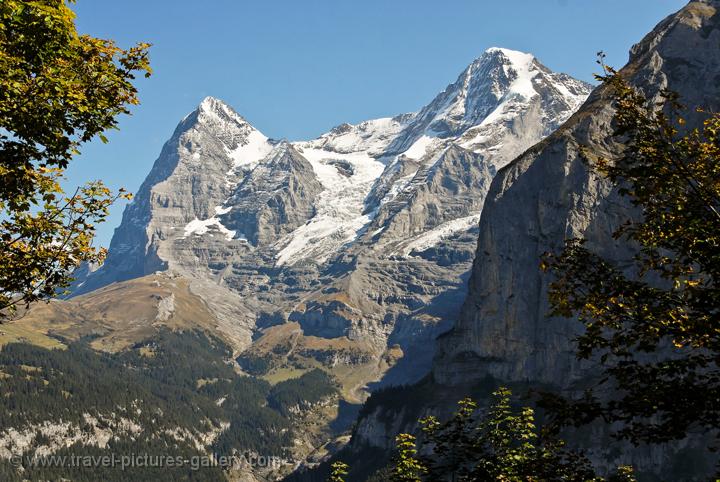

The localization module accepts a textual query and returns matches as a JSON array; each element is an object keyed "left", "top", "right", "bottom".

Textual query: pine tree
[{"left": 329, "top": 461, "right": 350, "bottom": 482}]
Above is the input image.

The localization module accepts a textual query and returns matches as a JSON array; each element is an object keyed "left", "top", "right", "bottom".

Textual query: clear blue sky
[{"left": 66, "top": 0, "right": 687, "bottom": 247}]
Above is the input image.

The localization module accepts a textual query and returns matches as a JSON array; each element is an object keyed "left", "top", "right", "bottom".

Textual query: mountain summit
[{"left": 384, "top": 47, "right": 589, "bottom": 155}]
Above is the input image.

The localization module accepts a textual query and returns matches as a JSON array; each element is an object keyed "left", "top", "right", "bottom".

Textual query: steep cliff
[{"left": 433, "top": 0, "right": 720, "bottom": 387}]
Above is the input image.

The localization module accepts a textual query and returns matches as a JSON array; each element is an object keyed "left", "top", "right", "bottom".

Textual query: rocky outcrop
[
  {"left": 222, "top": 142, "right": 323, "bottom": 246},
  {"left": 433, "top": 0, "right": 720, "bottom": 387},
  {"left": 369, "top": 145, "right": 493, "bottom": 242}
]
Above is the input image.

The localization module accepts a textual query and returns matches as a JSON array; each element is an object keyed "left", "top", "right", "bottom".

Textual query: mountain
[
  {"left": 66, "top": 48, "right": 590, "bottom": 387},
  {"left": 315, "top": 1, "right": 720, "bottom": 480},
  {"left": 7, "top": 47, "right": 591, "bottom": 479}
]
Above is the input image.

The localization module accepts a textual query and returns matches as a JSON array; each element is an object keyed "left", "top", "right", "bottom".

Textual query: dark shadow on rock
[{"left": 329, "top": 399, "right": 362, "bottom": 435}]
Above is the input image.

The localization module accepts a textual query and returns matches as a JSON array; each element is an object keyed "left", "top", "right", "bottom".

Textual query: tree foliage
[
  {"left": 0, "top": 0, "right": 151, "bottom": 317},
  {"left": 329, "top": 461, "right": 350, "bottom": 482},
  {"left": 383, "top": 388, "right": 633, "bottom": 482},
  {"left": 327, "top": 389, "right": 638, "bottom": 481},
  {"left": 541, "top": 63, "right": 720, "bottom": 446},
  {"left": 391, "top": 433, "right": 428, "bottom": 482},
  {"left": 267, "top": 369, "right": 337, "bottom": 415}
]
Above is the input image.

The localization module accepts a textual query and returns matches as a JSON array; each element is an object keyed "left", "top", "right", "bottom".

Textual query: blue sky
[{"left": 67, "top": 0, "right": 687, "bottom": 247}]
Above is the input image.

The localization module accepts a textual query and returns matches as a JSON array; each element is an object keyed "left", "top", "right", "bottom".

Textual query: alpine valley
[
  {"left": 4, "top": 1, "right": 717, "bottom": 479},
  {"left": 0, "top": 46, "right": 590, "bottom": 480}
]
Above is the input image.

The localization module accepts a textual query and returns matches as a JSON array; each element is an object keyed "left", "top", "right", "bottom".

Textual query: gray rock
[
  {"left": 338, "top": 5, "right": 720, "bottom": 479},
  {"left": 222, "top": 142, "right": 323, "bottom": 246}
]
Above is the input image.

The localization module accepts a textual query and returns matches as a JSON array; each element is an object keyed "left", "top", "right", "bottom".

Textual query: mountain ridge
[{"left": 54, "top": 47, "right": 592, "bottom": 395}]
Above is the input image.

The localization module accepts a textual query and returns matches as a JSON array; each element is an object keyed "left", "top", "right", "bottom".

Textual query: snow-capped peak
[
  {"left": 483, "top": 46, "right": 534, "bottom": 62},
  {"left": 195, "top": 96, "right": 250, "bottom": 127},
  {"left": 453, "top": 47, "right": 539, "bottom": 117},
  {"left": 182, "top": 97, "right": 275, "bottom": 171},
  {"left": 198, "top": 95, "right": 239, "bottom": 116},
  {"left": 383, "top": 46, "right": 590, "bottom": 158},
  {"left": 479, "top": 47, "right": 536, "bottom": 98},
  {"left": 199, "top": 95, "right": 225, "bottom": 110}
]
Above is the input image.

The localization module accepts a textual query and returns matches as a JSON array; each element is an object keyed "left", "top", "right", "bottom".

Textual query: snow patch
[
  {"left": 226, "top": 129, "right": 273, "bottom": 169},
  {"left": 276, "top": 116, "right": 412, "bottom": 266},
  {"left": 400, "top": 214, "right": 480, "bottom": 256},
  {"left": 402, "top": 135, "right": 436, "bottom": 160},
  {"left": 481, "top": 49, "right": 539, "bottom": 127},
  {"left": 275, "top": 146, "right": 385, "bottom": 266},
  {"left": 370, "top": 226, "right": 386, "bottom": 237},
  {"left": 183, "top": 217, "right": 237, "bottom": 241},
  {"left": 379, "top": 172, "right": 417, "bottom": 206},
  {"left": 307, "top": 117, "right": 411, "bottom": 157}
]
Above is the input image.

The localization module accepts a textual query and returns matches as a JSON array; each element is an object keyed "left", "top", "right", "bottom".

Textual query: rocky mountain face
[
  {"left": 433, "top": 0, "right": 720, "bottom": 388},
  {"left": 328, "top": 1, "right": 720, "bottom": 479},
  {"left": 70, "top": 48, "right": 591, "bottom": 392}
]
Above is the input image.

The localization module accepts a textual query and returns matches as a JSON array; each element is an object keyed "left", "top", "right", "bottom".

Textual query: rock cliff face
[
  {"left": 222, "top": 142, "right": 323, "bottom": 246},
  {"left": 433, "top": 0, "right": 720, "bottom": 387},
  {"left": 71, "top": 48, "right": 591, "bottom": 389}
]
